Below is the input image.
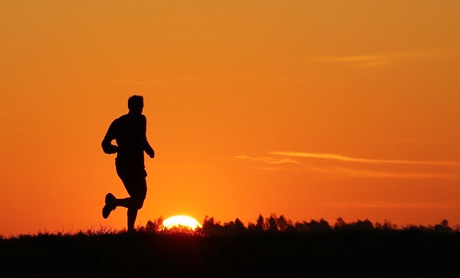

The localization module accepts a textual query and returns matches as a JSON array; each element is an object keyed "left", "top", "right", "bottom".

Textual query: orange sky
[{"left": 1, "top": 1, "right": 460, "bottom": 235}]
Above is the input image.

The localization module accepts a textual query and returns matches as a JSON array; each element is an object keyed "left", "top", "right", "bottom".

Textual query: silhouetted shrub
[
  {"left": 143, "top": 216, "right": 164, "bottom": 233},
  {"left": 434, "top": 219, "right": 452, "bottom": 233}
]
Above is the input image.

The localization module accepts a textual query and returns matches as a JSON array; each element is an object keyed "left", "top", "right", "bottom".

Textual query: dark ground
[{"left": 1, "top": 231, "right": 459, "bottom": 277}]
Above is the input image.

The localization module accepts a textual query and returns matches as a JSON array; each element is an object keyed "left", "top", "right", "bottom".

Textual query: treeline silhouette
[
  {"left": 0, "top": 215, "right": 457, "bottom": 240},
  {"left": 2, "top": 215, "right": 460, "bottom": 277},
  {"left": 138, "top": 214, "right": 459, "bottom": 236}
]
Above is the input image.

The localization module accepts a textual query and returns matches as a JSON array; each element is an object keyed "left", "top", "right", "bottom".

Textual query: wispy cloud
[
  {"left": 270, "top": 152, "right": 460, "bottom": 166},
  {"left": 234, "top": 155, "right": 300, "bottom": 165},
  {"left": 239, "top": 162, "right": 458, "bottom": 179},
  {"left": 318, "top": 167, "right": 459, "bottom": 179},
  {"left": 315, "top": 50, "right": 448, "bottom": 68},
  {"left": 234, "top": 152, "right": 460, "bottom": 179},
  {"left": 323, "top": 201, "right": 460, "bottom": 209}
]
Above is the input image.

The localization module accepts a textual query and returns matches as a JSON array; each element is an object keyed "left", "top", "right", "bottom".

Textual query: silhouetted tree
[
  {"left": 333, "top": 218, "right": 374, "bottom": 231},
  {"left": 435, "top": 219, "right": 452, "bottom": 233},
  {"left": 256, "top": 214, "right": 265, "bottom": 232},
  {"left": 307, "top": 219, "right": 331, "bottom": 232},
  {"left": 441, "top": 219, "right": 450, "bottom": 229},
  {"left": 224, "top": 221, "right": 235, "bottom": 233},
  {"left": 203, "top": 216, "right": 223, "bottom": 235},
  {"left": 234, "top": 218, "right": 247, "bottom": 234},
  {"left": 277, "top": 215, "right": 289, "bottom": 232},
  {"left": 383, "top": 220, "right": 398, "bottom": 231},
  {"left": 354, "top": 219, "right": 374, "bottom": 231},
  {"left": 267, "top": 214, "right": 278, "bottom": 232},
  {"left": 294, "top": 221, "right": 308, "bottom": 233},
  {"left": 221, "top": 218, "right": 248, "bottom": 234},
  {"left": 334, "top": 217, "right": 348, "bottom": 230}
]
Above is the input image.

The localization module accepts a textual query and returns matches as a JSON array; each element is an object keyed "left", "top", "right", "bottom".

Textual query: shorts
[{"left": 115, "top": 160, "right": 147, "bottom": 201}]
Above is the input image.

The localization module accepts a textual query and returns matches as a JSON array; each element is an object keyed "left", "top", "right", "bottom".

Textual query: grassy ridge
[{"left": 1, "top": 228, "right": 460, "bottom": 277}]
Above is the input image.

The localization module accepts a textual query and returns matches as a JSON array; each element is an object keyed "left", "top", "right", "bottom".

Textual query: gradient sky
[{"left": 1, "top": 0, "right": 460, "bottom": 235}]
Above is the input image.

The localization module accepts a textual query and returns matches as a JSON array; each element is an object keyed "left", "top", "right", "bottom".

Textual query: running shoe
[{"left": 102, "top": 193, "right": 116, "bottom": 219}]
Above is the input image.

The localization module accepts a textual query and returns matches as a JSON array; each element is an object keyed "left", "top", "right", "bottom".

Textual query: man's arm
[
  {"left": 143, "top": 116, "right": 155, "bottom": 158},
  {"left": 144, "top": 139, "right": 154, "bottom": 158},
  {"left": 101, "top": 121, "right": 118, "bottom": 154}
]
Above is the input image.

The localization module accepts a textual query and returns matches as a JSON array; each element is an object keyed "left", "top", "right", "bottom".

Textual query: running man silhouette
[{"left": 101, "top": 95, "right": 155, "bottom": 232}]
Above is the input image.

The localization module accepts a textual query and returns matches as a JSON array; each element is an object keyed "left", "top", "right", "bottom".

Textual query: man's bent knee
[{"left": 133, "top": 198, "right": 144, "bottom": 210}]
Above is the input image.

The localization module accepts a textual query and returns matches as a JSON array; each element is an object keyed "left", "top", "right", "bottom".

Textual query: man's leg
[
  {"left": 115, "top": 166, "right": 147, "bottom": 232},
  {"left": 114, "top": 197, "right": 144, "bottom": 232},
  {"left": 114, "top": 198, "right": 136, "bottom": 208},
  {"left": 103, "top": 194, "right": 131, "bottom": 219},
  {"left": 127, "top": 208, "right": 138, "bottom": 233}
]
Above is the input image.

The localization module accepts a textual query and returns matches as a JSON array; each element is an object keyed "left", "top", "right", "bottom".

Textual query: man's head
[{"left": 128, "top": 95, "right": 144, "bottom": 114}]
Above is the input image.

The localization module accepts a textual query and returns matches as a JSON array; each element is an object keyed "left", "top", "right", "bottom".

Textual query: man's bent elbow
[{"left": 102, "top": 142, "right": 118, "bottom": 154}]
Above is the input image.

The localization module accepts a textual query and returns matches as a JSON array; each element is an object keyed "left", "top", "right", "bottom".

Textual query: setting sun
[{"left": 163, "top": 215, "right": 202, "bottom": 230}]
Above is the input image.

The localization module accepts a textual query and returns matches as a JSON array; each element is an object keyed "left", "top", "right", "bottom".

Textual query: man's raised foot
[{"left": 102, "top": 193, "right": 116, "bottom": 219}]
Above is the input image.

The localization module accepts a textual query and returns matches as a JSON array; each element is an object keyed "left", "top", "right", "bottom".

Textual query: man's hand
[{"left": 103, "top": 144, "right": 118, "bottom": 154}]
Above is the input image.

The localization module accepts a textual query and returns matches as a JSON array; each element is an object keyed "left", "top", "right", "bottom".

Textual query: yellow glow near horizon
[{"left": 163, "top": 215, "right": 202, "bottom": 230}]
